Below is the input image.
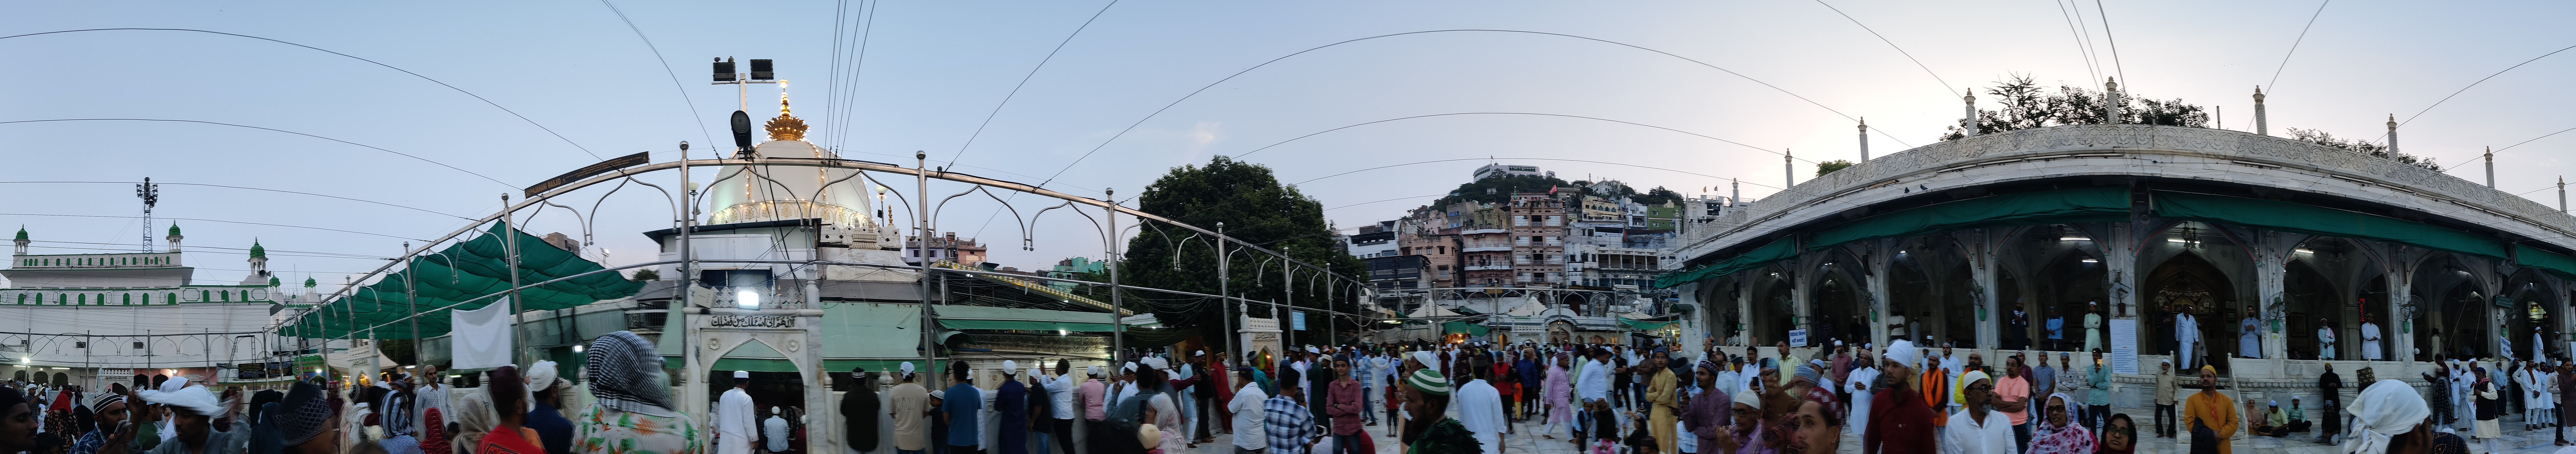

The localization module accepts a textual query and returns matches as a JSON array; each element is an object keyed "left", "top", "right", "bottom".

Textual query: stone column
[
  {"left": 1956, "top": 230, "right": 2001, "bottom": 349},
  {"left": 2385, "top": 244, "right": 2415, "bottom": 363},
  {"left": 1794, "top": 252, "right": 1818, "bottom": 347},
  {"left": 1867, "top": 239, "right": 1895, "bottom": 347},
  {"left": 2251, "top": 230, "right": 2309, "bottom": 362},
  {"left": 1737, "top": 276, "right": 1754, "bottom": 347},
  {"left": 2105, "top": 222, "right": 2144, "bottom": 356}
]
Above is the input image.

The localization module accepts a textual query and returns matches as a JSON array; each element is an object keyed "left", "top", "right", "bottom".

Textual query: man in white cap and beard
[
  {"left": 719, "top": 371, "right": 758, "bottom": 454},
  {"left": 135, "top": 376, "right": 247, "bottom": 454}
]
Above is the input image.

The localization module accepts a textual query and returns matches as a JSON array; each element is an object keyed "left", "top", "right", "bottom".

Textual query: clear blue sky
[{"left": 8, "top": 1, "right": 2575, "bottom": 290}]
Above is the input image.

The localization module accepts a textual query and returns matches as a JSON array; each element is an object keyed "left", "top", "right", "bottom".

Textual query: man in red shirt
[
  {"left": 1865, "top": 340, "right": 1936, "bottom": 454},
  {"left": 1326, "top": 356, "right": 1367, "bottom": 454}
]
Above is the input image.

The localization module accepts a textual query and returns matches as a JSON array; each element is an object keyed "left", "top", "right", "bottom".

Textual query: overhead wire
[
  {"left": 2265, "top": 0, "right": 2332, "bottom": 92},
  {"left": 0, "top": 28, "right": 601, "bottom": 160},
  {"left": 2091, "top": 0, "right": 2128, "bottom": 88},
  {"left": 831, "top": 0, "right": 882, "bottom": 152},
  {"left": 0, "top": 213, "right": 427, "bottom": 241},
  {"left": 0, "top": 119, "right": 512, "bottom": 188},
  {"left": 1233, "top": 112, "right": 1807, "bottom": 163},
  {"left": 946, "top": 0, "right": 1120, "bottom": 167},
  {"left": 2051, "top": 0, "right": 2102, "bottom": 86},
  {"left": 1037, "top": 29, "right": 1921, "bottom": 190},
  {"left": 0, "top": 181, "right": 476, "bottom": 221},
  {"left": 595, "top": 0, "right": 718, "bottom": 152},
  {"left": 1810, "top": 0, "right": 1954, "bottom": 95}
]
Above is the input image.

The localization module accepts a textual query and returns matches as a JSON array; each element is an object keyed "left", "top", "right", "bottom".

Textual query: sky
[{"left": 7, "top": 0, "right": 2576, "bottom": 293}]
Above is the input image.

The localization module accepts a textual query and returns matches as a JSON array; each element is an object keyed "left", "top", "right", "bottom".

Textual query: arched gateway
[{"left": 1660, "top": 124, "right": 2576, "bottom": 418}]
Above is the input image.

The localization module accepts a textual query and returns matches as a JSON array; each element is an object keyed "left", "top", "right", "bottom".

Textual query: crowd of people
[{"left": 0, "top": 330, "right": 2544, "bottom": 454}]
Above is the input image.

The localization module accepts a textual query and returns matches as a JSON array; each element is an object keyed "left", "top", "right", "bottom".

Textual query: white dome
[{"left": 704, "top": 139, "right": 875, "bottom": 229}]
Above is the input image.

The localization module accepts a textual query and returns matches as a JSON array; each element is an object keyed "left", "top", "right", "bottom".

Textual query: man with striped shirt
[{"left": 1264, "top": 368, "right": 1317, "bottom": 454}]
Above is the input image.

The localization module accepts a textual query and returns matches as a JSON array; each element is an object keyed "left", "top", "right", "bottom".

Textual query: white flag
[{"left": 451, "top": 297, "right": 514, "bottom": 370}]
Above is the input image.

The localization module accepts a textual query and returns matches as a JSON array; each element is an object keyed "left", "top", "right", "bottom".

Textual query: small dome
[
  {"left": 13, "top": 226, "right": 25, "bottom": 241},
  {"left": 268, "top": 276, "right": 281, "bottom": 287},
  {"left": 303, "top": 277, "right": 318, "bottom": 288},
  {"left": 249, "top": 241, "right": 267, "bottom": 259},
  {"left": 167, "top": 223, "right": 181, "bottom": 237}
]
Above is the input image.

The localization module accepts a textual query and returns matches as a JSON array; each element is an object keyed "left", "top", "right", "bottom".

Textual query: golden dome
[{"left": 764, "top": 85, "right": 808, "bottom": 141}]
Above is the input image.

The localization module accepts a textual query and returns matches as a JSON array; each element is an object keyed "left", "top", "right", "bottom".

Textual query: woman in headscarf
[
  {"left": 2027, "top": 393, "right": 2093, "bottom": 454},
  {"left": 571, "top": 331, "right": 702, "bottom": 454},
  {"left": 2342, "top": 379, "right": 2464, "bottom": 454},
  {"left": 453, "top": 394, "right": 496, "bottom": 454},
  {"left": 2102, "top": 414, "right": 2137, "bottom": 454}
]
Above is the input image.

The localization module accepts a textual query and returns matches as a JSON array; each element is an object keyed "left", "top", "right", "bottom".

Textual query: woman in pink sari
[{"left": 2028, "top": 393, "right": 2095, "bottom": 454}]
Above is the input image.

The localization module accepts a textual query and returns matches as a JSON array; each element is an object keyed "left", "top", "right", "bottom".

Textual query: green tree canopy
[
  {"left": 1122, "top": 156, "right": 1367, "bottom": 350},
  {"left": 1435, "top": 174, "right": 1571, "bottom": 206},
  {"left": 1814, "top": 160, "right": 1855, "bottom": 177}
]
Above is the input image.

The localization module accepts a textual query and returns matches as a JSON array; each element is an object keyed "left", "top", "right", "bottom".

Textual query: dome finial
[{"left": 763, "top": 80, "right": 808, "bottom": 141}]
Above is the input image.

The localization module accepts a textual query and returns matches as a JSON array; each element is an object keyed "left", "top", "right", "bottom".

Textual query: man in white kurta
[
  {"left": 2360, "top": 320, "right": 2384, "bottom": 360},
  {"left": 2239, "top": 308, "right": 2264, "bottom": 359},
  {"left": 1940, "top": 371, "right": 2016, "bottom": 454},
  {"left": 1578, "top": 350, "right": 1614, "bottom": 404},
  {"left": 2083, "top": 302, "right": 2105, "bottom": 353},
  {"left": 2317, "top": 321, "right": 2338, "bottom": 360},
  {"left": 2453, "top": 361, "right": 2477, "bottom": 430},
  {"left": 719, "top": 371, "right": 759, "bottom": 454},
  {"left": 2175, "top": 312, "right": 2200, "bottom": 369},
  {"left": 1455, "top": 376, "right": 1507, "bottom": 454}
]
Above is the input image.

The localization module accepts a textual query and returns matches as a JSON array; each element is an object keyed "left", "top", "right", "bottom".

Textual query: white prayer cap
[
  {"left": 901, "top": 362, "right": 916, "bottom": 373},
  {"left": 733, "top": 370, "right": 750, "bottom": 379},
  {"left": 1088, "top": 365, "right": 1103, "bottom": 377},
  {"left": 1195, "top": 350, "right": 1206, "bottom": 357},
  {"left": 1307, "top": 346, "right": 1320, "bottom": 354},
  {"left": 1122, "top": 362, "right": 1139, "bottom": 374},
  {"left": 1002, "top": 360, "right": 1018, "bottom": 372},
  {"left": 1142, "top": 357, "right": 1169, "bottom": 371},
  {"left": 771, "top": 406, "right": 780, "bottom": 414},
  {"left": 1881, "top": 340, "right": 1922, "bottom": 368},
  {"left": 1412, "top": 351, "right": 1442, "bottom": 370}
]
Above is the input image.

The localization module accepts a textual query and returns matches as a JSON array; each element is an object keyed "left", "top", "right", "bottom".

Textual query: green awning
[
  {"left": 278, "top": 223, "right": 646, "bottom": 339},
  {"left": 1653, "top": 237, "right": 1798, "bottom": 288},
  {"left": 1441, "top": 321, "right": 1489, "bottom": 336},
  {"left": 2150, "top": 191, "right": 2507, "bottom": 259},
  {"left": 1807, "top": 186, "right": 2133, "bottom": 250},
  {"left": 2518, "top": 244, "right": 2576, "bottom": 280},
  {"left": 1622, "top": 320, "right": 1677, "bottom": 331},
  {"left": 933, "top": 306, "right": 1120, "bottom": 332}
]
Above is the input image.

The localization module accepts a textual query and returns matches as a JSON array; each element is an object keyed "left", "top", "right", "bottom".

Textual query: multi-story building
[
  {"left": 1507, "top": 194, "right": 1567, "bottom": 286},
  {"left": 902, "top": 232, "right": 989, "bottom": 266},
  {"left": 1458, "top": 202, "right": 1514, "bottom": 288}
]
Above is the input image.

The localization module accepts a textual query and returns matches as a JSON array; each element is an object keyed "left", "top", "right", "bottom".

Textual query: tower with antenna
[{"left": 136, "top": 177, "right": 160, "bottom": 252}]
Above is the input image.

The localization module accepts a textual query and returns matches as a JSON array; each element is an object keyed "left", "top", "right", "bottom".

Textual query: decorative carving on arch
[{"left": 2148, "top": 252, "right": 2233, "bottom": 315}]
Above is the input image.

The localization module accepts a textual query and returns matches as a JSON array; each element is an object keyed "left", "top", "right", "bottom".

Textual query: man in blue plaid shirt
[{"left": 1265, "top": 369, "right": 1316, "bottom": 454}]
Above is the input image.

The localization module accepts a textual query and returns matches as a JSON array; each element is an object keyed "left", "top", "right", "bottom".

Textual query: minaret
[
  {"left": 1858, "top": 118, "right": 1871, "bottom": 161},
  {"left": 1962, "top": 91, "right": 1979, "bottom": 136},
  {"left": 13, "top": 226, "right": 27, "bottom": 256},
  {"left": 2252, "top": 86, "right": 2269, "bottom": 136},
  {"left": 1731, "top": 178, "right": 1740, "bottom": 207},
  {"left": 2104, "top": 78, "right": 2123, "bottom": 124},
  {"left": 2485, "top": 147, "right": 2496, "bottom": 188},
  {"left": 2557, "top": 176, "right": 2565, "bottom": 212},
  {"left": 247, "top": 240, "right": 269, "bottom": 276},
  {"left": 2386, "top": 115, "right": 2400, "bottom": 156},
  {"left": 1784, "top": 148, "right": 1795, "bottom": 187},
  {"left": 165, "top": 223, "right": 183, "bottom": 253}
]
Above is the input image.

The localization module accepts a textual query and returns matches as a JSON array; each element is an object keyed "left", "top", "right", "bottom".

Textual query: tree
[
  {"left": 630, "top": 269, "right": 660, "bottom": 282},
  {"left": 1435, "top": 174, "right": 1571, "bottom": 206},
  {"left": 1940, "top": 73, "right": 2210, "bottom": 140},
  {"left": 1814, "top": 160, "right": 1855, "bottom": 177},
  {"left": 1121, "top": 156, "right": 1368, "bottom": 350},
  {"left": 2285, "top": 128, "right": 2440, "bottom": 170},
  {"left": 1632, "top": 186, "right": 1684, "bottom": 206}
]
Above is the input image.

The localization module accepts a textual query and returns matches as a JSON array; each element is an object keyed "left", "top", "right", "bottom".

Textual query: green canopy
[
  {"left": 278, "top": 223, "right": 645, "bottom": 339},
  {"left": 2149, "top": 191, "right": 2508, "bottom": 259},
  {"left": 933, "top": 306, "right": 1121, "bottom": 332},
  {"left": 1654, "top": 237, "right": 1797, "bottom": 288},
  {"left": 2518, "top": 244, "right": 2576, "bottom": 280},
  {"left": 1622, "top": 320, "right": 1677, "bottom": 331},
  {"left": 1440, "top": 321, "right": 1489, "bottom": 336}
]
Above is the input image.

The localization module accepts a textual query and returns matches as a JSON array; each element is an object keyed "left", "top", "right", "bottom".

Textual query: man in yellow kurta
[
  {"left": 1646, "top": 349, "right": 1683, "bottom": 454},
  {"left": 2181, "top": 365, "right": 2239, "bottom": 454}
]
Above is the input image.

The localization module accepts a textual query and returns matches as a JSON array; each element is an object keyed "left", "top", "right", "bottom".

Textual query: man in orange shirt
[
  {"left": 1921, "top": 358, "right": 1952, "bottom": 438},
  {"left": 2182, "top": 365, "right": 2238, "bottom": 454}
]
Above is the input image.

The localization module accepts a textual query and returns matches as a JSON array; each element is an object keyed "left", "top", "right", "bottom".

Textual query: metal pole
[
  {"left": 405, "top": 242, "right": 420, "bottom": 365},
  {"left": 1107, "top": 188, "right": 1122, "bottom": 363},
  {"left": 1218, "top": 222, "right": 1229, "bottom": 354},
  {"left": 917, "top": 152, "right": 936, "bottom": 385},
  {"left": 504, "top": 194, "right": 527, "bottom": 367},
  {"left": 675, "top": 141, "right": 699, "bottom": 399},
  {"left": 1283, "top": 261, "right": 1293, "bottom": 350}
]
